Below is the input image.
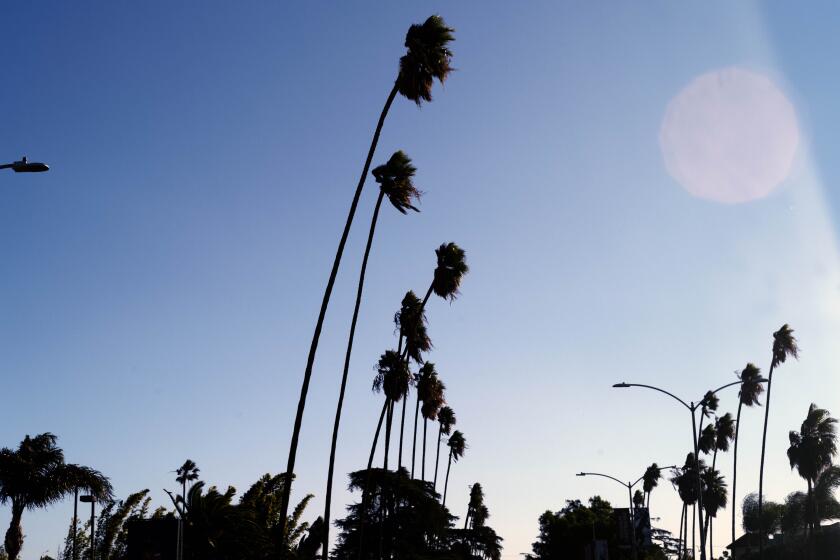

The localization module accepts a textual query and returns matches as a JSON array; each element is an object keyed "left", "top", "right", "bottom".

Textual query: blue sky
[{"left": 3, "top": 2, "right": 840, "bottom": 559}]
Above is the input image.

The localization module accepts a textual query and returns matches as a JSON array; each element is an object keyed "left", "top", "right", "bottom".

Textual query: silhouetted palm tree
[
  {"left": 787, "top": 403, "right": 837, "bottom": 539},
  {"left": 732, "top": 363, "right": 764, "bottom": 545},
  {"left": 758, "top": 324, "right": 799, "bottom": 557},
  {"left": 701, "top": 467, "right": 727, "bottom": 560},
  {"left": 434, "top": 406, "right": 456, "bottom": 490},
  {"left": 323, "top": 153, "right": 420, "bottom": 552},
  {"left": 781, "top": 465, "right": 840, "bottom": 535},
  {"left": 373, "top": 351, "right": 412, "bottom": 470},
  {"left": 420, "top": 374, "right": 445, "bottom": 483},
  {"left": 412, "top": 362, "right": 436, "bottom": 478},
  {"left": 642, "top": 463, "right": 661, "bottom": 510},
  {"left": 0, "top": 434, "right": 112, "bottom": 560},
  {"left": 280, "top": 14, "right": 455, "bottom": 535},
  {"left": 443, "top": 431, "right": 466, "bottom": 507},
  {"left": 176, "top": 459, "right": 200, "bottom": 507}
]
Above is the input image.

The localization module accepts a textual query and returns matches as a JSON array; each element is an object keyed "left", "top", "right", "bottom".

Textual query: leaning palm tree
[
  {"left": 0, "top": 433, "right": 112, "bottom": 560},
  {"left": 787, "top": 403, "right": 837, "bottom": 539},
  {"left": 732, "top": 363, "right": 765, "bottom": 545},
  {"left": 323, "top": 154, "right": 421, "bottom": 551},
  {"left": 280, "top": 14, "right": 455, "bottom": 534},
  {"left": 699, "top": 414, "right": 735, "bottom": 556},
  {"left": 412, "top": 362, "right": 438, "bottom": 478},
  {"left": 701, "top": 467, "right": 728, "bottom": 560},
  {"left": 421, "top": 375, "right": 446, "bottom": 482},
  {"left": 758, "top": 324, "right": 799, "bottom": 557},
  {"left": 642, "top": 463, "right": 662, "bottom": 509},
  {"left": 442, "top": 430, "right": 466, "bottom": 507},
  {"left": 434, "top": 406, "right": 456, "bottom": 490},
  {"left": 373, "top": 351, "right": 413, "bottom": 471}
]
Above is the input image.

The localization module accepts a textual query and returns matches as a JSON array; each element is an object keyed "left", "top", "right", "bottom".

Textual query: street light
[
  {"left": 611, "top": 378, "right": 766, "bottom": 560},
  {"left": 0, "top": 156, "right": 50, "bottom": 173},
  {"left": 79, "top": 495, "right": 95, "bottom": 560},
  {"left": 576, "top": 464, "right": 676, "bottom": 560}
]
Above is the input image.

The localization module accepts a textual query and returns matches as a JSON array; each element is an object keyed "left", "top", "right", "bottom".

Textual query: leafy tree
[
  {"left": 279, "top": 13, "right": 455, "bottom": 534},
  {"left": 525, "top": 497, "right": 620, "bottom": 560},
  {"left": 0, "top": 434, "right": 112, "bottom": 560},
  {"left": 732, "top": 363, "right": 764, "bottom": 545},
  {"left": 742, "top": 492, "right": 783, "bottom": 535},
  {"left": 757, "top": 324, "right": 798, "bottom": 555},
  {"left": 787, "top": 403, "right": 837, "bottom": 537}
]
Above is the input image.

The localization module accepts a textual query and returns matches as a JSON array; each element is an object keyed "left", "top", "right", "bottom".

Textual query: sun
[{"left": 659, "top": 67, "right": 799, "bottom": 204}]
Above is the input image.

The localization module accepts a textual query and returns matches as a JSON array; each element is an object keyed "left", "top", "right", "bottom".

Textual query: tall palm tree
[
  {"left": 420, "top": 375, "right": 446, "bottom": 482},
  {"left": 787, "top": 403, "right": 837, "bottom": 539},
  {"left": 0, "top": 434, "right": 112, "bottom": 560},
  {"left": 700, "top": 467, "right": 727, "bottom": 560},
  {"left": 758, "top": 324, "right": 799, "bottom": 557},
  {"left": 280, "top": 14, "right": 455, "bottom": 535},
  {"left": 372, "top": 351, "right": 412, "bottom": 470},
  {"left": 443, "top": 431, "right": 466, "bottom": 507},
  {"left": 732, "top": 363, "right": 765, "bottom": 545},
  {"left": 395, "top": 289, "right": 431, "bottom": 471},
  {"left": 323, "top": 153, "right": 421, "bottom": 552},
  {"left": 176, "top": 459, "right": 200, "bottom": 506},
  {"left": 642, "top": 463, "right": 661, "bottom": 510},
  {"left": 699, "top": 414, "right": 734, "bottom": 557},
  {"left": 434, "top": 406, "right": 456, "bottom": 490},
  {"left": 412, "top": 362, "right": 437, "bottom": 478}
]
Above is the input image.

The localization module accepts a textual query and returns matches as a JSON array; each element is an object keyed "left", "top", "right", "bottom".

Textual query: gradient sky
[{"left": 4, "top": 2, "right": 840, "bottom": 559}]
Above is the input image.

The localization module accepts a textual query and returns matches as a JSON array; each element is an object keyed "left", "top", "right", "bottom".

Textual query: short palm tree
[
  {"left": 787, "top": 403, "right": 837, "bottom": 538},
  {"left": 176, "top": 459, "right": 200, "bottom": 507},
  {"left": 434, "top": 406, "right": 456, "bottom": 490},
  {"left": 732, "top": 363, "right": 765, "bottom": 545},
  {"left": 323, "top": 153, "right": 420, "bottom": 549},
  {"left": 758, "top": 324, "right": 799, "bottom": 556},
  {"left": 642, "top": 463, "right": 661, "bottom": 509},
  {"left": 280, "top": 14, "right": 454, "bottom": 536},
  {"left": 443, "top": 431, "right": 466, "bottom": 507},
  {"left": 0, "top": 434, "right": 112, "bottom": 560},
  {"left": 701, "top": 467, "right": 728, "bottom": 560}
]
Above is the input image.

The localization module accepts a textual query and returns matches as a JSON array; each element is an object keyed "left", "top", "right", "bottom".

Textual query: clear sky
[{"left": 3, "top": 2, "right": 840, "bottom": 559}]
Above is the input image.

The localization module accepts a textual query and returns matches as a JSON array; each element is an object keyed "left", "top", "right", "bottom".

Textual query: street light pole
[
  {"left": 576, "top": 465, "right": 676, "bottom": 560},
  {"left": 72, "top": 489, "right": 79, "bottom": 560},
  {"left": 80, "top": 495, "right": 95, "bottom": 560},
  {"left": 612, "top": 380, "right": 750, "bottom": 560}
]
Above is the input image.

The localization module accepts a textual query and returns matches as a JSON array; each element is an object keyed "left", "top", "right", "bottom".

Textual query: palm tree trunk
[
  {"left": 692, "top": 504, "right": 696, "bottom": 559},
  {"left": 398, "top": 389, "right": 408, "bottom": 470},
  {"left": 358, "top": 398, "right": 390, "bottom": 560},
  {"left": 278, "top": 83, "right": 400, "bottom": 536},
  {"left": 434, "top": 424, "right": 443, "bottom": 490},
  {"left": 4, "top": 503, "right": 24, "bottom": 560},
  {"left": 422, "top": 418, "right": 428, "bottom": 481},
  {"left": 443, "top": 449, "right": 453, "bottom": 507},
  {"left": 678, "top": 503, "right": 685, "bottom": 559},
  {"left": 322, "top": 194, "right": 386, "bottom": 556},
  {"left": 692, "top": 407, "right": 707, "bottom": 560},
  {"left": 384, "top": 399, "right": 393, "bottom": 470},
  {"left": 758, "top": 363, "right": 777, "bottom": 559},
  {"left": 411, "top": 393, "right": 421, "bottom": 478},
  {"left": 732, "top": 399, "right": 743, "bottom": 547}
]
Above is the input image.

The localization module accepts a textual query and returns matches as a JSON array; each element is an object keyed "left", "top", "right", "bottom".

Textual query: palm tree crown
[
  {"left": 373, "top": 350, "right": 412, "bottom": 403},
  {"left": 738, "top": 363, "right": 764, "bottom": 407},
  {"left": 176, "top": 459, "right": 200, "bottom": 487},
  {"left": 787, "top": 403, "right": 838, "bottom": 484},
  {"left": 642, "top": 463, "right": 661, "bottom": 495},
  {"left": 772, "top": 323, "right": 799, "bottom": 369},
  {"left": 438, "top": 406, "right": 456, "bottom": 435},
  {"left": 701, "top": 390, "right": 720, "bottom": 418},
  {"left": 417, "top": 363, "right": 445, "bottom": 420},
  {"left": 699, "top": 425, "right": 717, "bottom": 455},
  {"left": 396, "top": 15, "right": 455, "bottom": 105},
  {"left": 373, "top": 151, "right": 421, "bottom": 214},
  {"left": 701, "top": 467, "right": 728, "bottom": 519},
  {"left": 433, "top": 242, "right": 469, "bottom": 301},
  {"left": 715, "top": 413, "right": 736, "bottom": 453},
  {"left": 447, "top": 431, "right": 467, "bottom": 462},
  {"left": 395, "top": 291, "right": 431, "bottom": 364}
]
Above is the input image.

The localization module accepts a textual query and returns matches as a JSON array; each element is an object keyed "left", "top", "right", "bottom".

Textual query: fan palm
[
  {"left": 434, "top": 406, "right": 456, "bottom": 490},
  {"left": 176, "top": 459, "right": 200, "bottom": 507},
  {"left": 412, "top": 363, "right": 436, "bottom": 478},
  {"left": 0, "top": 434, "right": 112, "bottom": 560},
  {"left": 443, "top": 431, "right": 466, "bottom": 507},
  {"left": 787, "top": 403, "right": 837, "bottom": 537},
  {"left": 732, "top": 363, "right": 765, "bottom": 545},
  {"left": 420, "top": 374, "right": 446, "bottom": 483},
  {"left": 323, "top": 154, "right": 420, "bottom": 551},
  {"left": 372, "top": 351, "right": 412, "bottom": 471},
  {"left": 642, "top": 463, "right": 661, "bottom": 509},
  {"left": 700, "top": 467, "right": 728, "bottom": 560},
  {"left": 758, "top": 324, "right": 799, "bottom": 557},
  {"left": 281, "top": 14, "right": 454, "bottom": 536}
]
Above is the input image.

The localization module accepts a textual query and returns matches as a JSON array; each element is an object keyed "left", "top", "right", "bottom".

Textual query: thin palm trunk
[
  {"left": 443, "top": 449, "right": 453, "bottom": 507},
  {"left": 732, "top": 399, "right": 743, "bottom": 547},
  {"left": 758, "top": 363, "right": 777, "bottom": 559},
  {"left": 384, "top": 399, "right": 393, "bottom": 470},
  {"left": 678, "top": 503, "right": 685, "bottom": 559},
  {"left": 692, "top": 504, "right": 696, "bottom": 559},
  {"left": 358, "top": 398, "right": 390, "bottom": 560},
  {"left": 279, "top": 83, "right": 400, "bottom": 534},
  {"left": 398, "top": 389, "right": 407, "bottom": 469},
  {"left": 422, "top": 418, "right": 428, "bottom": 481},
  {"left": 434, "top": 424, "right": 443, "bottom": 490},
  {"left": 692, "top": 408, "right": 707, "bottom": 560},
  {"left": 323, "top": 193, "right": 386, "bottom": 556},
  {"left": 411, "top": 393, "right": 421, "bottom": 478}
]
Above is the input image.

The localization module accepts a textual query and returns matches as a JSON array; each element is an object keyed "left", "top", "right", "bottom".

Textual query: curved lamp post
[
  {"left": 612, "top": 379, "right": 765, "bottom": 560},
  {"left": 0, "top": 156, "right": 50, "bottom": 173},
  {"left": 576, "top": 464, "right": 676, "bottom": 560}
]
